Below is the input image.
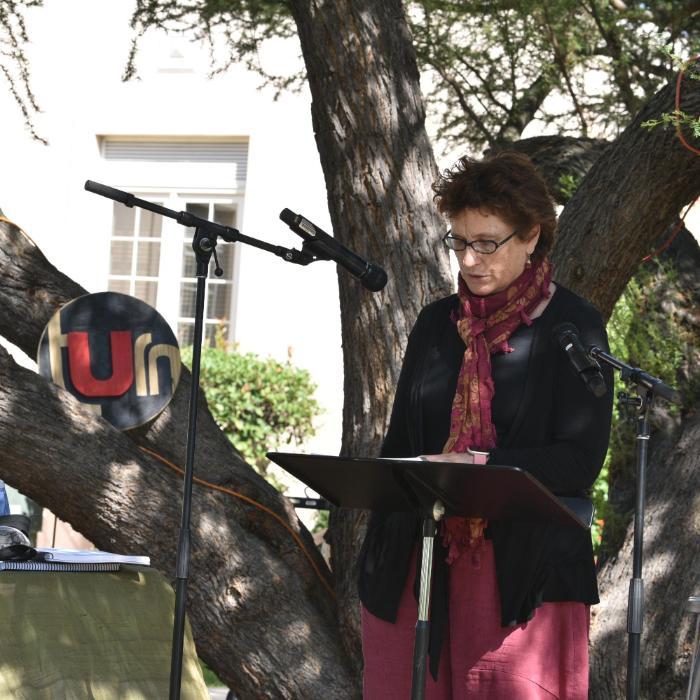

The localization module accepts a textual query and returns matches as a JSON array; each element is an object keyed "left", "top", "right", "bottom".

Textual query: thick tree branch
[
  {"left": 429, "top": 60, "right": 495, "bottom": 145},
  {"left": 495, "top": 73, "right": 555, "bottom": 145},
  {"left": 552, "top": 77, "right": 700, "bottom": 319},
  {"left": 542, "top": 8, "right": 588, "bottom": 135},
  {"left": 491, "top": 134, "right": 611, "bottom": 204},
  {"left": 585, "top": 0, "right": 639, "bottom": 114},
  {"left": 0, "top": 219, "right": 357, "bottom": 698}
]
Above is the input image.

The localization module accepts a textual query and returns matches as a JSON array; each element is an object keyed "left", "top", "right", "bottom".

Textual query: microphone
[
  {"left": 552, "top": 322, "right": 607, "bottom": 398},
  {"left": 279, "top": 208, "right": 388, "bottom": 291}
]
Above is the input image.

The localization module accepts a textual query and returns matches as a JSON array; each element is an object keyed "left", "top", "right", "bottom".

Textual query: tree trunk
[
  {"left": 589, "top": 407, "right": 700, "bottom": 699},
  {"left": 0, "top": 219, "right": 357, "bottom": 698},
  {"left": 287, "top": 0, "right": 453, "bottom": 674},
  {"left": 508, "top": 130, "right": 700, "bottom": 695},
  {"left": 586, "top": 222, "right": 700, "bottom": 698},
  {"left": 498, "top": 128, "right": 700, "bottom": 697}
]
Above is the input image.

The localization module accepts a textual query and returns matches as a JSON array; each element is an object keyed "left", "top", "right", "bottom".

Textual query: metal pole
[
  {"left": 626, "top": 390, "right": 652, "bottom": 700},
  {"left": 411, "top": 501, "right": 444, "bottom": 700},
  {"left": 169, "top": 238, "right": 210, "bottom": 699}
]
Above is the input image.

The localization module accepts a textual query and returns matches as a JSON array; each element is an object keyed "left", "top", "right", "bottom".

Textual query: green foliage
[
  {"left": 594, "top": 260, "right": 689, "bottom": 555},
  {"left": 607, "top": 266, "right": 685, "bottom": 393},
  {"left": 181, "top": 337, "right": 320, "bottom": 480},
  {"left": 640, "top": 51, "right": 700, "bottom": 142},
  {"left": 0, "top": 0, "right": 47, "bottom": 143},
  {"left": 641, "top": 109, "right": 700, "bottom": 139},
  {"left": 659, "top": 43, "right": 700, "bottom": 78},
  {"left": 409, "top": 0, "right": 700, "bottom": 151},
  {"left": 7, "top": 1, "right": 700, "bottom": 153},
  {"left": 312, "top": 508, "right": 329, "bottom": 534},
  {"left": 199, "top": 659, "right": 225, "bottom": 687},
  {"left": 557, "top": 173, "right": 583, "bottom": 202},
  {"left": 589, "top": 461, "right": 609, "bottom": 553},
  {"left": 125, "top": 0, "right": 299, "bottom": 95}
]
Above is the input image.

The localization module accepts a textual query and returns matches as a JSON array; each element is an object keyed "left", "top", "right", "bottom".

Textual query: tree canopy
[
  {"left": 0, "top": 0, "right": 45, "bottom": 143},
  {"left": 120, "top": 0, "right": 700, "bottom": 153},
  {"left": 7, "top": 1, "right": 700, "bottom": 153},
  {"left": 6, "top": 0, "right": 700, "bottom": 151},
  {"left": 411, "top": 0, "right": 700, "bottom": 149}
]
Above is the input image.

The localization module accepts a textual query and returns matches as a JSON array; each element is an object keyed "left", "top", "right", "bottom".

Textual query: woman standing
[{"left": 358, "top": 152, "right": 613, "bottom": 699}]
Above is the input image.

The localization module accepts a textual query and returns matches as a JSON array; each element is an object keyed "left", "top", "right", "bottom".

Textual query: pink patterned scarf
[{"left": 442, "top": 258, "right": 552, "bottom": 563}]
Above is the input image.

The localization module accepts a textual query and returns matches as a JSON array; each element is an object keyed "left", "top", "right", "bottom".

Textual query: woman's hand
[{"left": 420, "top": 450, "right": 490, "bottom": 464}]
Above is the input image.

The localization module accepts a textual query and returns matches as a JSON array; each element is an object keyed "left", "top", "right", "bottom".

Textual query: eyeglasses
[{"left": 442, "top": 229, "right": 519, "bottom": 255}]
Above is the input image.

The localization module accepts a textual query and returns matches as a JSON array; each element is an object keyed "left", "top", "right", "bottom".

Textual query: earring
[{"left": 526, "top": 253, "right": 532, "bottom": 268}]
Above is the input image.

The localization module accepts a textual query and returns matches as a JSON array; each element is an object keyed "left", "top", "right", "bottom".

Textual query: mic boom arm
[
  {"left": 85, "top": 180, "right": 314, "bottom": 266},
  {"left": 588, "top": 346, "right": 681, "bottom": 405}
]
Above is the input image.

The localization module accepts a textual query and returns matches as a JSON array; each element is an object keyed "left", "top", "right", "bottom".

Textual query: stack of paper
[
  {"left": 0, "top": 548, "right": 150, "bottom": 572},
  {"left": 35, "top": 548, "right": 150, "bottom": 565}
]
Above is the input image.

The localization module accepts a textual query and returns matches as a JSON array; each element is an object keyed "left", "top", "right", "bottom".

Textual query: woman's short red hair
[{"left": 433, "top": 151, "right": 556, "bottom": 264}]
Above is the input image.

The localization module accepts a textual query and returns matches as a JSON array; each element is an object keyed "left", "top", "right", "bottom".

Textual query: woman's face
[{"left": 449, "top": 208, "right": 540, "bottom": 296}]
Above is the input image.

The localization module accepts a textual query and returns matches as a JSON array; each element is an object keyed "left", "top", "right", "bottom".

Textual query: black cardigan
[{"left": 357, "top": 283, "right": 614, "bottom": 676}]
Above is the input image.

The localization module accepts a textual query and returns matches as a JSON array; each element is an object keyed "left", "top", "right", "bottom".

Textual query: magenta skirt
[{"left": 361, "top": 541, "right": 589, "bottom": 699}]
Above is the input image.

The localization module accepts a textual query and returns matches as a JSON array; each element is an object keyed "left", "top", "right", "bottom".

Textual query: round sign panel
[{"left": 37, "top": 292, "right": 182, "bottom": 430}]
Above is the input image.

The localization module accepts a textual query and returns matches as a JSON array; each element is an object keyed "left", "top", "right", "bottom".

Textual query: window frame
[{"left": 106, "top": 188, "right": 244, "bottom": 346}]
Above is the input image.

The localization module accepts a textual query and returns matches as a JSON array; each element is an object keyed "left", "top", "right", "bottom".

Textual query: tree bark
[
  {"left": 492, "top": 134, "right": 611, "bottom": 204},
  {"left": 589, "top": 407, "right": 700, "bottom": 700},
  {"left": 287, "top": 0, "right": 453, "bottom": 674},
  {"left": 0, "top": 219, "right": 357, "bottom": 698},
  {"left": 586, "top": 224, "right": 700, "bottom": 699},
  {"left": 494, "top": 126, "right": 700, "bottom": 696},
  {"left": 551, "top": 78, "right": 700, "bottom": 320}
]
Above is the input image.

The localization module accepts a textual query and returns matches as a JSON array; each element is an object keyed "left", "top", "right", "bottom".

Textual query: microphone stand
[
  {"left": 412, "top": 501, "right": 445, "bottom": 700},
  {"left": 588, "top": 346, "right": 681, "bottom": 700},
  {"left": 84, "top": 181, "right": 328, "bottom": 700}
]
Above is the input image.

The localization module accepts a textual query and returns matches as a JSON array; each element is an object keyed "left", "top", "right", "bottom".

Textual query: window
[
  {"left": 101, "top": 137, "right": 248, "bottom": 347},
  {"left": 106, "top": 193, "right": 241, "bottom": 348},
  {"left": 178, "top": 201, "right": 238, "bottom": 347},
  {"left": 108, "top": 202, "right": 164, "bottom": 307}
]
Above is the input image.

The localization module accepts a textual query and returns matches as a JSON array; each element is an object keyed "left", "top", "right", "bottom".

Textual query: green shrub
[
  {"left": 594, "top": 260, "right": 689, "bottom": 555},
  {"left": 181, "top": 337, "right": 320, "bottom": 481},
  {"left": 199, "top": 659, "right": 225, "bottom": 687}
]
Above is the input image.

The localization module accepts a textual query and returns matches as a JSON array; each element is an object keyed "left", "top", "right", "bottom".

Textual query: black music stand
[{"left": 267, "top": 452, "right": 591, "bottom": 700}]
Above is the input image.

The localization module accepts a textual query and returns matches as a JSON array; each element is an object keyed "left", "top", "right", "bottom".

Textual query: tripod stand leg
[{"left": 411, "top": 519, "right": 434, "bottom": 700}]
